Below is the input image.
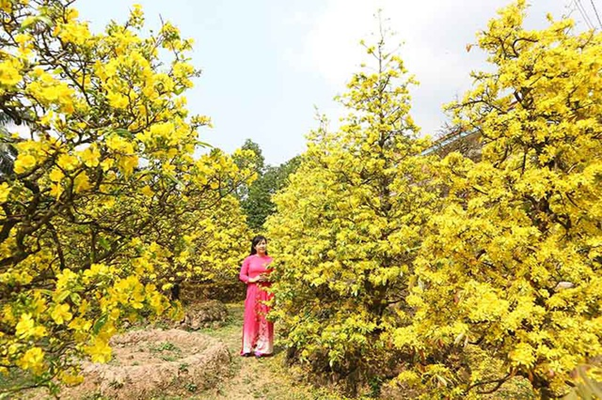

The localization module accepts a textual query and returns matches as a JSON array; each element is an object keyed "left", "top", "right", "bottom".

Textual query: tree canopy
[
  {"left": 234, "top": 139, "right": 301, "bottom": 232},
  {"left": 267, "top": 2, "right": 602, "bottom": 398}
]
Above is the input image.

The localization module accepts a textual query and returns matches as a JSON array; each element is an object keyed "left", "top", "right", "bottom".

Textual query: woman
[{"left": 239, "top": 235, "right": 274, "bottom": 357}]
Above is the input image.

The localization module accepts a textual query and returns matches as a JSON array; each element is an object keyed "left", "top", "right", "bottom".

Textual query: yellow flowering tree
[
  {"left": 132, "top": 148, "right": 253, "bottom": 300},
  {"left": 48, "top": 147, "right": 253, "bottom": 301},
  {"left": 393, "top": 1, "right": 602, "bottom": 398},
  {"left": 266, "top": 31, "right": 440, "bottom": 395},
  {"left": 0, "top": 0, "right": 246, "bottom": 394}
]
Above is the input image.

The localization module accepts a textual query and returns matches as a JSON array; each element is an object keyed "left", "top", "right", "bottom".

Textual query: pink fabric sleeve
[{"left": 239, "top": 257, "right": 251, "bottom": 284}]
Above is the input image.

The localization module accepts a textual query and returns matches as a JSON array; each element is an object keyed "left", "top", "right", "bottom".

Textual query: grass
[
  {"left": 148, "top": 340, "right": 182, "bottom": 362},
  {"left": 0, "top": 369, "right": 47, "bottom": 400},
  {"left": 149, "top": 341, "right": 180, "bottom": 353}
]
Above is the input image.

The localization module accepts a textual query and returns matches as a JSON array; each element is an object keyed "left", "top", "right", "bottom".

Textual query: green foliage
[
  {"left": 232, "top": 139, "right": 265, "bottom": 204},
  {"left": 243, "top": 156, "right": 301, "bottom": 232},
  {"left": 234, "top": 139, "right": 301, "bottom": 231},
  {"left": 234, "top": 139, "right": 265, "bottom": 175}
]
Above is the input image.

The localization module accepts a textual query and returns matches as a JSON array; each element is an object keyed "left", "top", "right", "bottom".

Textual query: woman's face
[{"left": 255, "top": 239, "right": 267, "bottom": 254}]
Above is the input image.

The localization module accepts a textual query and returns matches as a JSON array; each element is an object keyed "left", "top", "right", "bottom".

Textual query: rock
[{"left": 179, "top": 300, "right": 228, "bottom": 330}]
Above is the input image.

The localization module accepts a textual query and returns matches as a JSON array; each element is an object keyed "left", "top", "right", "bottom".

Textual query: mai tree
[
  {"left": 393, "top": 1, "right": 602, "bottom": 398},
  {"left": 0, "top": 0, "right": 234, "bottom": 394},
  {"left": 267, "top": 30, "right": 440, "bottom": 394}
]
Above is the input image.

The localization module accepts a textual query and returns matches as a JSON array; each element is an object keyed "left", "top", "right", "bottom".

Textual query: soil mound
[{"left": 61, "top": 328, "right": 231, "bottom": 399}]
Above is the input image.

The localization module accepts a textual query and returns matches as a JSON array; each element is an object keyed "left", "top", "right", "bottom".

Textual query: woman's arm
[{"left": 239, "top": 257, "right": 256, "bottom": 284}]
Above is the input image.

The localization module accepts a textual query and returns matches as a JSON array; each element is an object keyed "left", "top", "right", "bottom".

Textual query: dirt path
[{"left": 195, "top": 303, "right": 321, "bottom": 400}]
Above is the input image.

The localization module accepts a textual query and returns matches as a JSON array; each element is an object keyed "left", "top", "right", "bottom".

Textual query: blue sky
[{"left": 77, "top": 0, "right": 589, "bottom": 166}]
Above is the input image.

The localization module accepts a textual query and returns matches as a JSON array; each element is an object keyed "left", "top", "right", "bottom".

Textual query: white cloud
[{"left": 286, "top": 0, "right": 575, "bottom": 135}]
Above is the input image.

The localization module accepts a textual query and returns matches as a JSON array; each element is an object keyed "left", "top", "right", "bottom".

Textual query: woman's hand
[{"left": 248, "top": 273, "right": 270, "bottom": 284}]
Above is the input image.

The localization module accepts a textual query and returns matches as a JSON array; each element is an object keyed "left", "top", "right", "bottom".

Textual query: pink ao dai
[{"left": 239, "top": 254, "right": 274, "bottom": 356}]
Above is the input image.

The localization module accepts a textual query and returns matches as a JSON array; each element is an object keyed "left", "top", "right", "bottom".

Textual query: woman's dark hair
[{"left": 250, "top": 235, "right": 268, "bottom": 255}]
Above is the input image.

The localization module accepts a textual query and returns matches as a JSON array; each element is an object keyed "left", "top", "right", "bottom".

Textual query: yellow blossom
[
  {"left": 51, "top": 303, "right": 73, "bottom": 325},
  {"left": 73, "top": 173, "right": 92, "bottom": 193},
  {"left": 141, "top": 185, "right": 154, "bottom": 197},
  {"left": 49, "top": 168, "right": 64, "bottom": 182},
  {"left": 0, "top": 182, "right": 11, "bottom": 202},
  {"left": 0, "top": 58, "right": 22, "bottom": 86},
  {"left": 79, "top": 145, "right": 100, "bottom": 167},
  {"left": 13, "top": 154, "right": 37, "bottom": 174},
  {"left": 17, "top": 347, "right": 45, "bottom": 374},
  {"left": 15, "top": 313, "right": 35, "bottom": 338},
  {"left": 57, "top": 153, "right": 79, "bottom": 171}
]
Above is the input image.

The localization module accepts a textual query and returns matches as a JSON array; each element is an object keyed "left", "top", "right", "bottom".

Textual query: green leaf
[
  {"left": 165, "top": 173, "right": 184, "bottom": 187},
  {"left": 69, "top": 292, "right": 81, "bottom": 305},
  {"left": 581, "top": 370, "right": 602, "bottom": 399},
  {"left": 38, "top": 16, "right": 53, "bottom": 27},
  {"left": 18, "top": 15, "right": 53, "bottom": 33},
  {"left": 92, "top": 313, "right": 109, "bottom": 335},
  {"left": 56, "top": 290, "right": 71, "bottom": 303},
  {"left": 98, "top": 236, "right": 111, "bottom": 251},
  {"left": 114, "top": 128, "right": 133, "bottom": 139}
]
